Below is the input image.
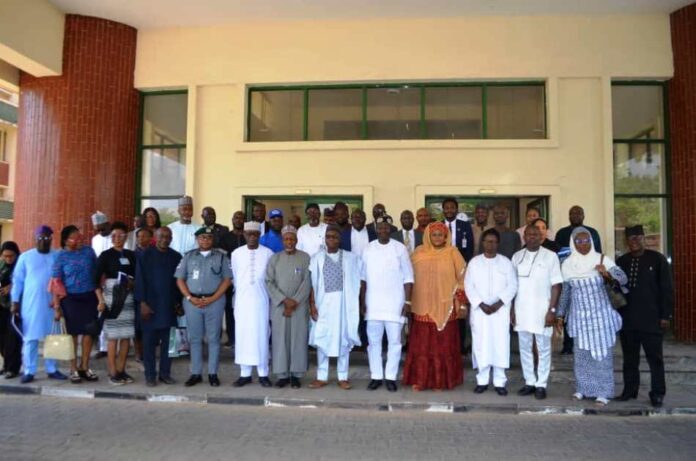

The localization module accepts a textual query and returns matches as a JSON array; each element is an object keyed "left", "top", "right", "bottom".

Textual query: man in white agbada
[
  {"left": 511, "top": 225, "right": 563, "bottom": 400},
  {"left": 169, "top": 195, "right": 198, "bottom": 255},
  {"left": 361, "top": 217, "right": 413, "bottom": 392},
  {"left": 231, "top": 221, "right": 274, "bottom": 387},
  {"left": 465, "top": 228, "right": 518, "bottom": 395},
  {"left": 297, "top": 203, "right": 327, "bottom": 257},
  {"left": 308, "top": 225, "right": 362, "bottom": 390}
]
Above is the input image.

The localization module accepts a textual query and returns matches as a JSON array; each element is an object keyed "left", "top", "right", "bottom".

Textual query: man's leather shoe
[
  {"left": 259, "top": 377, "right": 273, "bottom": 387},
  {"left": 290, "top": 377, "right": 301, "bottom": 389},
  {"left": 159, "top": 376, "right": 176, "bottom": 385},
  {"left": 233, "top": 376, "right": 252, "bottom": 387},
  {"left": 208, "top": 374, "right": 220, "bottom": 387},
  {"left": 534, "top": 388, "right": 547, "bottom": 400},
  {"left": 385, "top": 380, "right": 398, "bottom": 392},
  {"left": 615, "top": 390, "right": 638, "bottom": 401},
  {"left": 184, "top": 374, "right": 202, "bottom": 387},
  {"left": 473, "top": 385, "right": 488, "bottom": 394},
  {"left": 275, "top": 378, "right": 290, "bottom": 388},
  {"left": 20, "top": 374, "right": 34, "bottom": 384},
  {"left": 517, "top": 385, "right": 536, "bottom": 396},
  {"left": 146, "top": 379, "right": 156, "bottom": 387},
  {"left": 560, "top": 348, "right": 573, "bottom": 355},
  {"left": 494, "top": 386, "right": 508, "bottom": 396},
  {"left": 367, "top": 379, "right": 383, "bottom": 390},
  {"left": 308, "top": 379, "right": 328, "bottom": 389},
  {"left": 649, "top": 392, "right": 664, "bottom": 408},
  {"left": 337, "top": 380, "right": 352, "bottom": 390}
]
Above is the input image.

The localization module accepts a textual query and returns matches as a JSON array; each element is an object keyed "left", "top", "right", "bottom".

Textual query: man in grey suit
[{"left": 391, "top": 210, "right": 422, "bottom": 254}]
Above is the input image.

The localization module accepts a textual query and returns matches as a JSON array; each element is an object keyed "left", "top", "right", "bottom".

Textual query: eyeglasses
[
  {"left": 36, "top": 236, "right": 52, "bottom": 241},
  {"left": 574, "top": 238, "right": 591, "bottom": 244}
]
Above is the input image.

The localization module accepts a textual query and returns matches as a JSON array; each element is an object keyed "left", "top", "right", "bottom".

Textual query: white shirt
[
  {"left": 400, "top": 229, "right": 416, "bottom": 253},
  {"left": 350, "top": 227, "right": 369, "bottom": 257},
  {"left": 361, "top": 239, "right": 414, "bottom": 324},
  {"left": 297, "top": 223, "right": 328, "bottom": 257},
  {"left": 91, "top": 234, "right": 111, "bottom": 257},
  {"left": 169, "top": 221, "right": 198, "bottom": 255},
  {"left": 512, "top": 247, "right": 564, "bottom": 336}
]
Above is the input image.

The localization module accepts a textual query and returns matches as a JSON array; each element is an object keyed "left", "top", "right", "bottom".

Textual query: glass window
[
  {"left": 486, "top": 85, "right": 545, "bottom": 139},
  {"left": 612, "top": 86, "right": 664, "bottom": 140},
  {"left": 140, "top": 148, "right": 186, "bottom": 197},
  {"left": 308, "top": 89, "right": 362, "bottom": 140},
  {"left": 249, "top": 90, "right": 304, "bottom": 142},
  {"left": 613, "top": 143, "right": 665, "bottom": 195},
  {"left": 424, "top": 87, "right": 482, "bottom": 139},
  {"left": 366, "top": 87, "right": 420, "bottom": 140},
  {"left": 142, "top": 93, "right": 188, "bottom": 145},
  {"left": 140, "top": 198, "right": 180, "bottom": 226},
  {"left": 614, "top": 197, "right": 666, "bottom": 255}
]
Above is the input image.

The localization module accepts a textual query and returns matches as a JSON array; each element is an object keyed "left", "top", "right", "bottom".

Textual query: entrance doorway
[
  {"left": 243, "top": 195, "right": 364, "bottom": 225},
  {"left": 424, "top": 195, "right": 551, "bottom": 230}
]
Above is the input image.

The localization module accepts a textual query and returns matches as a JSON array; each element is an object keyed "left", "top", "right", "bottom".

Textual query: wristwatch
[
  {"left": 186, "top": 295, "right": 192, "bottom": 301},
  {"left": 549, "top": 307, "right": 557, "bottom": 313}
]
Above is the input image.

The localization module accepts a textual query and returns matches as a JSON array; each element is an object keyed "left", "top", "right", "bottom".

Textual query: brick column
[
  {"left": 14, "top": 15, "right": 139, "bottom": 250},
  {"left": 669, "top": 3, "right": 696, "bottom": 342}
]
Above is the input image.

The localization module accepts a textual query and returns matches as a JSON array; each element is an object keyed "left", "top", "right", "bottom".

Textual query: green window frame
[
  {"left": 611, "top": 81, "right": 671, "bottom": 259},
  {"left": 247, "top": 81, "right": 546, "bottom": 142},
  {"left": 136, "top": 90, "right": 188, "bottom": 215}
]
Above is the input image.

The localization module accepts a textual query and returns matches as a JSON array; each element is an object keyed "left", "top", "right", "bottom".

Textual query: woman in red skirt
[{"left": 402, "top": 222, "right": 467, "bottom": 391}]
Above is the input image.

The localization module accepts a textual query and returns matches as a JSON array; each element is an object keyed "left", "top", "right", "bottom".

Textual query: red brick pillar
[
  {"left": 669, "top": 3, "right": 696, "bottom": 342},
  {"left": 14, "top": 15, "right": 139, "bottom": 250}
]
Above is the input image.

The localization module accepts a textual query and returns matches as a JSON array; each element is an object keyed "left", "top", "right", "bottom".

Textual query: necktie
[{"left": 404, "top": 231, "right": 411, "bottom": 253}]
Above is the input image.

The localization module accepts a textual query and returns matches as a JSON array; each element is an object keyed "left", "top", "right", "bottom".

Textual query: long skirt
[
  {"left": 402, "top": 316, "right": 463, "bottom": 390},
  {"left": 61, "top": 292, "right": 98, "bottom": 336},
  {"left": 102, "top": 279, "right": 135, "bottom": 340},
  {"left": 574, "top": 345, "right": 615, "bottom": 399}
]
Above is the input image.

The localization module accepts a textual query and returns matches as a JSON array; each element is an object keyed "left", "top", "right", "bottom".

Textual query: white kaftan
[{"left": 297, "top": 223, "right": 328, "bottom": 257}]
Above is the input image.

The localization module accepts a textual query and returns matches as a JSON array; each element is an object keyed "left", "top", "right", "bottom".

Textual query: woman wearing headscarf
[
  {"left": 0, "top": 241, "right": 21, "bottom": 378},
  {"left": 556, "top": 227, "right": 627, "bottom": 406},
  {"left": 52, "top": 225, "right": 100, "bottom": 384},
  {"left": 402, "top": 222, "right": 467, "bottom": 391}
]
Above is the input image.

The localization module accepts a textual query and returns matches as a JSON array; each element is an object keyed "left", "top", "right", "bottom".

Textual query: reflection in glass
[
  {"left": 613, "top": 143, "right": 665, "bottom": 195},
  {"left": 249, "top": 90, "right": 304, "bottom": 141},
  {"left": 424, "top": 87, "right": 482, "bottom": 139},
  {"left": 308, "top": 89, "right": 362, "bottom": 140},
  {"left": 142, "top": 93, "right": 188, "bottom": 145},
  {"left": 612, "top": 85, "right": 664, "bottom": 140},
  {"left": 366, "top": 87, "right": 421, "bottom": 140},
  {"left": 487, "top": 86, "right": 545, "bottom": 139},
  {"left": 140, "top": 148, "right": 186, "bottom": 197}
]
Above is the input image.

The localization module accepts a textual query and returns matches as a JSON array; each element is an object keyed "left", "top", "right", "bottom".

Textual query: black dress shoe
[
  {"left": 275, "top": 378, "right": 290, "bottom": 388},
  {"left": 649, "top": 392, "right": 664, "bottom": 408},
  {"left": 385, "top": 380, "right": 397, "bottom": 392},
  {"left": 259, "top": 377, "right": 273, "bottom": 387},
  {"left": 290, "top": 377, "right": 301, "bottom": 389},
  {"left": 367, "top": 379, "right": 383, "bottom": 391},
  {"left": 146, "top": 379, "right": 156, "bottom": 387},
  {"left": 517, "top": 385, "right": 536, "bottom": 396},
  {"left": 233, "top": 376, "right": 252, "bottom": 387},
  {"left": 473, "top": 385, "right": 488, "bottom": 394},
  {"left": 615, "top": 390, "right": 638, "bottom": 401},
  {"left": 184, "top": 374, "right": 203, "bottom": 387},
  {"left": 159, "top": 376, "right": 176, "bottom": 385},
  {"left": 560, "top": 348, "right": 573, "bottom": 355},
  {"left": 494, "top": 387, "right": 508, "bottom": 396},
  {"left": 534, "top": 388, "right": 547, "bottom": 400},
  {"left": 208, "top": 374, "right": 220, "bottom": 387}
]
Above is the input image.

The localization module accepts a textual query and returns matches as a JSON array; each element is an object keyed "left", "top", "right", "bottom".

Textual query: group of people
[{"left": 0, "top": 196, "right": 673, "bottom": 407}]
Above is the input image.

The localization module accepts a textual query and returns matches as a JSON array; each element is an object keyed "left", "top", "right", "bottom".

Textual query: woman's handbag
[
  {"left": 600, "top": 255, "right": 628, "bottom": 310},
  {"left": 44, "top": 320, "right": 75, "bottom": 361}
]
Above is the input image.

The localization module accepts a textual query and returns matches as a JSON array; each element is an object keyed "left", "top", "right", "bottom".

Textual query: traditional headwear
[
  {"left": 375, "top": 215, "right": 393, "bottom": 225},
  {"left": 194, "top": 227, "right": 213, "bottom": 237},
  {"left": 625, "top": 225, "right": 644, "bottom": 237},
  {"left": 429, "top": 221, "right": 448, "bottom": 235},
  {"left": 561, "top": 226, "right": 615, "bottom": 280},
  {"left": 281, "top": 225, "right": 297, "bottom": 235},
  {"left": 178, "top": 195, "right": 193, "bottom": 206},
  {"left": 269, "top": 208, "right": 283, "bottom": 219},
  {"left": 34, "top": 225, "right": 53, "bottom": 237},
  {"left": 243, "top": 221, "right": 261, "bottom": 232},
  {"left": 91, "top": 211, "right": 108, "bottom": 226}
]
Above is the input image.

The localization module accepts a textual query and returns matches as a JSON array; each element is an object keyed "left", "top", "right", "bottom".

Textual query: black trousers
[
  {"left": 619, "top": 329, "right": 666, "bottom": 396},
  {"left": 562, "top": 324, "right": 574, "bottom": 352},
  {"left": 0, "top": 308, "right": 22, "bottom": 374}
]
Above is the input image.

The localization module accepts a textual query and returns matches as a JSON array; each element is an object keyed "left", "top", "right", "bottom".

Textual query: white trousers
[
  {"left": 476, "top": 366, "right": 507, "bottom": 387},
  {"left": 367, "top": 320, "right": 403, "bottom": 381},
  {"left": 518, "top": 331, "right": 552, "bottom": 388},
  {"left": 240, "top": 364, "right": 269, "bottom": 378},
  {"left": 316, "top": 349, "right": 350, "bottom": 381}
]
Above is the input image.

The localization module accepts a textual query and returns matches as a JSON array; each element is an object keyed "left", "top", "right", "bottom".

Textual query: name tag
[
  {"left": 461, "top": 237, "right": 467, "bottom": 248},
  {"left": 294, "top": 267, "right": 302, "bottom": 275},
  {"left": 119, "top": 258, "right": 130, "bottom": 265},
  {"left": 192, "top": 269, "right": 200, "bottom": 280}
]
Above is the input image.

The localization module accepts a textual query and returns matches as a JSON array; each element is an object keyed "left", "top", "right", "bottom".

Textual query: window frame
[
  {"left": 611, "top": 80, "right": 672, "bottom": 259},
  {"left": 246, "top": 81, "right": 547, "bottom": 142},
  {"left": 136, "top": 90, "right": 188, "bottom": 213}
]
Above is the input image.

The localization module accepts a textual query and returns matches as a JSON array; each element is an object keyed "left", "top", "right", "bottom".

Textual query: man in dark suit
[
  {"left": 251, "top": 202, "right": 271, "bottom": 236},
  {"left": 366, "top": 203, "right": 397, "bottom": 241},
  {"left": 391, "top": 210, "right": 422, "bottom": 253}
]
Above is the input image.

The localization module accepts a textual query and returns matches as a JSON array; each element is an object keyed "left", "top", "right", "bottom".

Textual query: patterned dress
[
  {"left": 96, "top": 248, "right": 136, "bottom": 340},
  {"left": 558, "top": 267, "right": 627, "bottom": 399}
]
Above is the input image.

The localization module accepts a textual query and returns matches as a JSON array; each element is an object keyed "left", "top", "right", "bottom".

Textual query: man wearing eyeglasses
[
  {"left": 175, "top": 227, "right": 232, "bottom": 387},
  {"left": 510, "top": 225, "right": 563, "bottom": 400}
]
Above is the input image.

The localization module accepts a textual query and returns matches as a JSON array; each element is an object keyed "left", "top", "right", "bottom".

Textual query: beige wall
[
  {"left": 0, "top": 0, "right": 64, "bottom": 77},
  {"left": 134, "top": 14, "right": 674, "bottom": 255}
]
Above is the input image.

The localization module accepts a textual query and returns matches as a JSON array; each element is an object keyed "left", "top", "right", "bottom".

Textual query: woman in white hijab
[{"left": 556, "top": 227, "right": 627, "bottom": 406}]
